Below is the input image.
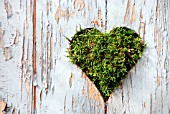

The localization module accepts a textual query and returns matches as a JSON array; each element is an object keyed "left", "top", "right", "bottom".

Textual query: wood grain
[{"left": 0, "top": 0, "right": 169, "bottom": 114}]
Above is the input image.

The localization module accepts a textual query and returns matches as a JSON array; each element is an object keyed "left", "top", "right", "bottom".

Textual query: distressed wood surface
[
  {"left": 107, "top": 0, "right": 170, "bottom": 114},
  {"left": 0, "top": 0, "right": 169, "bottom": 114}
]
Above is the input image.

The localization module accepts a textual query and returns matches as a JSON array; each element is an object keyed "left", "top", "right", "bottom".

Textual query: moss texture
[{"left": 67, "top": 27, "right": 146, "bottom": 102}]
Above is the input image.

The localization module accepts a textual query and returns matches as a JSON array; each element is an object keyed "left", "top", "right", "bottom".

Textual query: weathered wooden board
[
  {"left": 0, "top": 0, "right": 34, "bottom": 113},
  {"left": 0, "top": 0, "right": 170, "bottom": 114},
  {"left": 35, "top": 0, "right": 105, "bottom": 113},
  {"left": 107, "top": 0, "right": 170, "bottom": 114}
]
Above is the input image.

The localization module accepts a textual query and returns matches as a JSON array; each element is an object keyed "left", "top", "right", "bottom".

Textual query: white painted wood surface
[{"left": 0, "top": 0, "right": 169, "bottom": 114}]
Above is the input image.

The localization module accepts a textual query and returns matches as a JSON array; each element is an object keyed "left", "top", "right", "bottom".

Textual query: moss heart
[{"left": 67, "top": 27, "right": 146, "bottom": 102}]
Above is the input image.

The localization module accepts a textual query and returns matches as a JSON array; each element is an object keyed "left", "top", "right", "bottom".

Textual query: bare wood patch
[
  {"left": 156, "top": 74, "right": 161, "bottom": 87},
  {"left": 0, "top": 99, "right": 6, "bottom": 114},
  {"left": 98, "top": 8, "right": 102, "bottom": 19},
  {"left": 124, "top": 0, "right": 131, "bottom": 24},
  {"left": 25, "top": 78, "right": 31, "bottom": 114},
  {"left": 55, "top": 5, "right": 67, "bottom": 24},
  {"left": 13, "top": 30, "right": 20, "bottom": 45},
  {"left": 81, "top": 72, "right": 104, "bottom": 109},
  {"left": 144, "top": 101, "right": 146, "bottom": 108},
  {"left": 130, "top": 3, "right": 136, "bottom": 24},
  {"left": 150, "top": 94, "right": 152, "bottom": 114},
  {"left": 4, "top": 0, "right": 12, "bottom": 18},
  {"left": 72, "top": 95, "right": 75, "bottom": 112},
  {"left": 139, "top": 22, "right": 146, "bottom": 39},
  {"left": 4, "top": 47, "right": 12, "bottom": 60},
  {"left": 140, "top": 9, "right": 143, "bottom": 21},
  {"left": 69, "top": 73, "right": 75, "bottom": 88},
  {"left": 74, "top": 0, "right": 85, "bottom": 11},
  {"left": 91, "top": 19, "right": 104, "bottom": 27},
  {"left": 157, "top": 32, "right": 162, "bottom": 55},
  {"left": 82, "top": 86, "right": 85, "bottom": 94},
  {"left": 55, "top": 5, "right": 75, "bottom": 24}
]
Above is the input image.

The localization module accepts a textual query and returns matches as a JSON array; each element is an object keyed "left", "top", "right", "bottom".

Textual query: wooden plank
[
  {"left": 0, "top": 0, "right": 34, "bottom": 113},
  {"left": 35, "top": 0, "right": 106, "bottom": 113},
  {"left": 107, "top": 0, "right": 170, "bottom": 114}
]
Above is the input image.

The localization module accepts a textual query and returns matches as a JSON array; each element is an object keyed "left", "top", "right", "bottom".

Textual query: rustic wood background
[{"left": 0, "top": 0, "right": 170, "bottom": 114}]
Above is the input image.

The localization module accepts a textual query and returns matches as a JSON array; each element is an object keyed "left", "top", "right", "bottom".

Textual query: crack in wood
[
  {"left": 33, "top": 0, "right": 37, "bottom": 110},
  {"left": 105, "top": 0, "right": 107, "bottom": 31},
  {"left": 0, "top": 27, "right": 4, "bottom": 48},
  {"left": 64, "top": 95, "right": 67, "bottom": 114},
  {"left": 150, "top": 94, "right": 152, "bottom": 114}
]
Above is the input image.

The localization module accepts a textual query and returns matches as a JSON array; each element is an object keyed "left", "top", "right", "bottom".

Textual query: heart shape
[{"left": 67, "top": 27, "right": 146, "bottom": 102}]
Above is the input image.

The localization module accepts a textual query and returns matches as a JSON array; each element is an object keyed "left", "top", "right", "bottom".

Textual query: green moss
[{"left": 67, "top": 27, "right": 146, "bottom": 102}]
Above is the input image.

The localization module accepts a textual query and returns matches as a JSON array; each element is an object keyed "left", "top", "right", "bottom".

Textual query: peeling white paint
[{"left": 0, "top": 0, "right": 169, "bottom": 114}]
